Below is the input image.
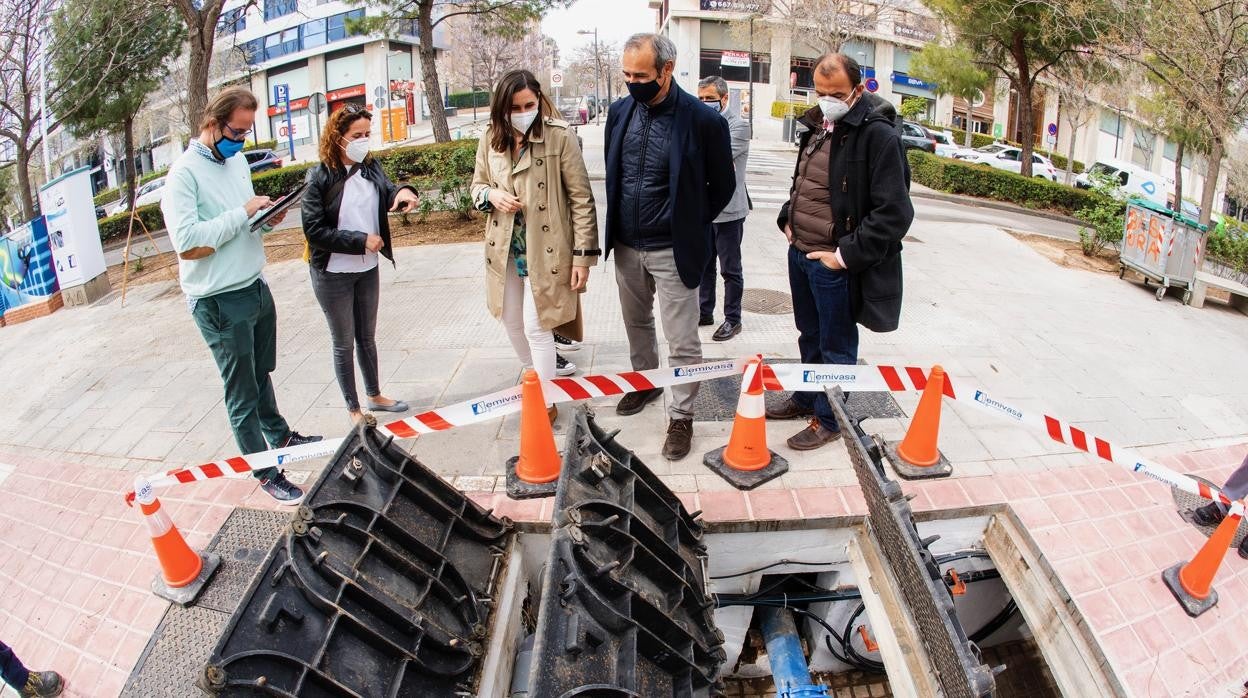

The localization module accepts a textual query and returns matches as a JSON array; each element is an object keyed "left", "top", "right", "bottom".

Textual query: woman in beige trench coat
[{"left": 471, "top": 69, "right": 599, "bottom": 420}]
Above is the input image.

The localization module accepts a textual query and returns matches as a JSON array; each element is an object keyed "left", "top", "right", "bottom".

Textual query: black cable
[
  {"left": 709, "top": 559, "right": 835, "bottom": 580},
  {"left": 842, "top": 603, "right": 886, "bottom": 672},
  {"left": 968, "top": 600, "right": 1018, "bottom": 644}
]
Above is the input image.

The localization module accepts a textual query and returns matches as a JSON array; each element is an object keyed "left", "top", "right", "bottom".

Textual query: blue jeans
[
  {"left": 1, "top": 640, "right": 29, "bottom": 689},
  {"left": 788, "top": 245, "right": 859, "bottom": 431}
]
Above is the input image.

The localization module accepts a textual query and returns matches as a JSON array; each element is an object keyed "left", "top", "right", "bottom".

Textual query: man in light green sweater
[{"left": 161, "top": 87, "right": 321, "bottom": 505}]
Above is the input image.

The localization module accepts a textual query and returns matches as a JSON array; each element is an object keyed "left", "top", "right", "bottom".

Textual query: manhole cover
[
  {"left": 122, "top": 508, "right": 290, "bottom": 697},
  {"left": 1171, "top": 475, "right": 1248, "bottom": 549},
  {"left": 741, "top": 288, "right": 793, "bottom": 315},
  {"left": 691, "top": 358, "right": 905, "bottom": 422}
]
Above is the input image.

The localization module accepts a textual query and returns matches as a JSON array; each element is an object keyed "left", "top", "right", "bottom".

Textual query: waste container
[{"left": 1119, "top": 197, "right": 1208, "bottom": 303}]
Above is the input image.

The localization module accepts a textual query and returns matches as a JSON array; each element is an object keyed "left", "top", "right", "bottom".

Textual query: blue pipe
[{"left": 759, "top": 606, "right": 832, "bottom": 698}]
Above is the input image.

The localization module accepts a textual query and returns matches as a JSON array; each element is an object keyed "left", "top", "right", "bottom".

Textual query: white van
[{"left": 1074, "top": 158, "right": 1171, "bottom": 207}]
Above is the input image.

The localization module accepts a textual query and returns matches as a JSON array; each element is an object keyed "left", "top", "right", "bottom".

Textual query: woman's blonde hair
[{"left": 318, "top": 104, "right": 372, "bottom": 169}]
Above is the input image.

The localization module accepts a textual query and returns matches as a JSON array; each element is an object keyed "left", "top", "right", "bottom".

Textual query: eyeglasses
[
  {"left": 222, "top": 123, "right": 252, "bottom": 139},
  {"left": 341, "top": 103, "right": 367, "bottom": 115}
]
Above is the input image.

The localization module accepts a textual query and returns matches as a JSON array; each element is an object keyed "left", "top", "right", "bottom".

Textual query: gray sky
[{"left": 541, "top": 0, "right": 658, "bottom": 61}]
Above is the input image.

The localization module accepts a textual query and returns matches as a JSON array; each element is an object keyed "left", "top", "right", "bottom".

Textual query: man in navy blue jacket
[{"left": 605, "top": 32, "right": 735, "bottom": 460}]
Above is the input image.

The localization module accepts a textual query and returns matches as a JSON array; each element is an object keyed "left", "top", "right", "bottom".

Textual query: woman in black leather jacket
[{"left": 301, "top": 104, "right": 419, "bottom": 424}]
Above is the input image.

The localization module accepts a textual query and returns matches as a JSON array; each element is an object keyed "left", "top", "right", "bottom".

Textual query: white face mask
[
  {"left": 343, "top": 136, "right": 369, "bottom": 164},
  {"left": 510, "top": 108, "right": 539, "bottom": 134},
  {"left": 818, "top": 96, "right": 851, "bottom": 123}
]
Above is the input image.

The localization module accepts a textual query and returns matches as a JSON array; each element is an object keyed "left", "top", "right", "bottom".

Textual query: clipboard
[{"left": 248, "top": 182, "right": 308, "bottom": 231}]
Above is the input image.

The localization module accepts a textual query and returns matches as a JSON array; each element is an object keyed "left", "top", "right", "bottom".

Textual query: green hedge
[
  {"left": 907, "top": 150, "right": 1096, "bottom": 215},
  {"left": 245, "top": 140, "right": 278, "bottom": 152},
  {"left": 252, "top": 162, "right": 316, "bottom": 198},
  {"left": 1208, "top": 218, "right": 1248, "bottom": 272},
  {"left": 447, "top": 91, "right": 490, "bottom": 109},
  {"left": 93, "top": 168, "right": 169, "bottom": 208},
  {"left": 97, "top": 204, "right": 164, "bottom": 243},
  {"left": 771, "top": 100, "right": 813, "bottom": 118}
]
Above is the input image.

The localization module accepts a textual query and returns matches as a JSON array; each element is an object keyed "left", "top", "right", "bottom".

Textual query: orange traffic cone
[
  {"left": 888, "top": 365, "right": 952, "bottom": 480},
  {"left": 505, "top": 369, "right": 562, "bottom": 499},
  {"left": 133, "top": 478, "right": 220, "bottom": 605},
  {"left": 1163, "top": 507, "right": 1242, "bottom": 617},
  {"left": 704, "top": 357, "right": 788, "bottom": 490}
]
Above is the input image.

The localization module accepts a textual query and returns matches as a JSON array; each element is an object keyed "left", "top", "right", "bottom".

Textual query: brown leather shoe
[
  {"left": 786, "top": 419, "right": 842, "bottom": 451},
  {"left": 616, "top": 387, "right": 663, "bottom": 416},
  {"left": 547, "top": 405, "right": 558, "bottom": 425},
  {"left": 662, "top": 418, "right": 694, "bottom": 460},
  {"left": 766, "top": 398, "right": 813, "bottom": 420}
]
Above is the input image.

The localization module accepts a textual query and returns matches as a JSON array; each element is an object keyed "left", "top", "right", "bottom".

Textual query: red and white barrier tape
[{"left": 123, "top": 357, "right": 1232, "bottom": 510}]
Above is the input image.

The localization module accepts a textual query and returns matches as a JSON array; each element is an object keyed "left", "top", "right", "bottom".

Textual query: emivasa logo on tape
[
  {"left": 674, "top": 361, "right": 736, "bottom": 377},
  {"left": 973, "top": 390, "right": 1023, "bottom": 420},
  {"left": 802, "top": 370, "right": 857, "bottom": 383},
  {"left": 472, "top": 393, "right": 522, "bottom": 416}
]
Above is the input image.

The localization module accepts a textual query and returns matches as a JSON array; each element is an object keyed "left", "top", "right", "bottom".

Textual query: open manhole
[
  {"left": 742, "top": 288, "right": 793, "bottom": 314},
  {"left": 1170, "top": 474, "right": 1248, "bottom": 549}
]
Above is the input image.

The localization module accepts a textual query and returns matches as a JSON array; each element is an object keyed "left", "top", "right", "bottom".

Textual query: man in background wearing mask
[
  {"left": 769, "top": 53, "right": 914, "bottom": 451},
  {"left": 161, "top": 87, "right": 322, "bottom": 504},
  {"left": 604, "top": 33, "right": 735, "bottom": 460},
  {"left": 696, "top": 75, "right": 751, "bottom": 342}
]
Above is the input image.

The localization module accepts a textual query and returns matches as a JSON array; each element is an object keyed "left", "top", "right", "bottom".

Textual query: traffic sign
[
  {"left": 550, "top": 70, "right": 564, "bottom": 88},
  {"left": 273, "top": 84, "right": 289, "bottom": 106},
  {"left": 308, "top": 92, "right": 325, "bottom": 113},
  {"left": 1047, "top": 122, "right": 1058, "bottom": 137},
  {"left": 865, "top": 77, "right": 879, "bottom": 93},
  {"left": 374, "top": 85, "right": 385, "bottom": 99},
  {"left": 972, "top": 89, "right": 986, "bottom": 107},
  {"left": 375, "top": 96, "right": 387, "bottom": 108}
]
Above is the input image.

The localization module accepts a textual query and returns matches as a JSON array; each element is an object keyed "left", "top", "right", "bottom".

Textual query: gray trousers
[
  {"left": 613, "top": 244, "right": 702, "bottom": 419},
  {"left": 309, "top": 265, "right": 381, "bottom": 411},
  {"left": 1216, "top": 452, "right": 1248, "bottom": 512}
]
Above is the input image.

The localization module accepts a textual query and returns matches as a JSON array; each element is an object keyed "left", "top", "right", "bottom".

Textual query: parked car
[
  {"left": 900, "top": 121, "right": 936, "bottom": 153},
  {"left": 113, "top": 176, "right": 167, "bottom": 213},
  {"left": 1074, "top": 158, "right": 1171, "bottom": 208},
  {"left": 558, "top": 97, "right": 586, "bottom": 125},
  {"left": 955, "top": 145, "right": 1061, "bottom": 181},
  {"left": 245, "top": 149, "right": 283, "bottom": 174},
  {"left": 930, "top": 130, "right": 961, "bottom": 158}
]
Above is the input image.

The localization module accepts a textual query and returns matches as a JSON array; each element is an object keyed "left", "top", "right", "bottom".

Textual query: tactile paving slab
[
  {"left": 691, "top": 358, "right": 906, "bottom": 422},
  {"left": 1171, "top": 475, "right": 1248, "bottom": 549},
  {"left": 121, "top": 508, "right": 289, "bottom": 697}
]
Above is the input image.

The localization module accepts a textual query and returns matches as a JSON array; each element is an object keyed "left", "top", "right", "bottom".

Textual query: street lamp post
[
  {"left": 577, "top": 28, "right": 600, "bottom": 125},
  {"left": 748, "top": 15, "right": 755, "bottom": 132}
]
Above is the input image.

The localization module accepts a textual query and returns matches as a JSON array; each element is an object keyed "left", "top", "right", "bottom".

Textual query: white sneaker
[{"left": 556, "top": 354, "right": 577, "bottom": 376}]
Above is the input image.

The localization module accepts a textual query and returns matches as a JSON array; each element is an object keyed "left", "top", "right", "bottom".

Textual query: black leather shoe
[
  {"left": 616, "top": 387, "right": 663, "bottom": 416},
  {"left": 662, "top": 418, "right": 694, "bottom": 460},
  {"left": 699, "top": 315, "right": 715, "bottom": 326},
  {"left": 1191, "top": 502, "right": 1226, "bottom": 527},
  {"left": 712, "top": 321, "right": 741, "bottom": 341},
  {"left": 766, "top": 398, "right": 812, "bottom": 420}
]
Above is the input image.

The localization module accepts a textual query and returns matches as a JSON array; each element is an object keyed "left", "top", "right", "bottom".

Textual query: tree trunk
[
  {"left": 964, "top": 104, "right": 974, "bottom": 148},
  {"left": 1198, "top": 136, "right": 1222, "bottom": 227},
  {"left": 418, "top": 2, "right": 451, "bottom": 143},
  {"left": 1174, "top": 139, "right": 1185, "bottom": 215},
  {"left": 15, "top": 143, "right": 36, "bottom": 221},
  {"left": 1064, "top": 116, "right": 1078, "bottom": 186},
  {"left": 1010, "top": 32, "right": 1034, "bottom": 178},
  {"left": 186, "top": 19, "right": 213, "bottom": 136},
  {"left": 123, "top": 115, "right": 138, "bottom": 208}
]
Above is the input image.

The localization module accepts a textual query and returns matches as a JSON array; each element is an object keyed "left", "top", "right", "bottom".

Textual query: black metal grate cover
[
  {"left": 528, "top": 407, "right": 726, "bottom": 697},
  {"left": 828, "top": 387, "right": 996, "bottom": 698},
  {"left": 200, "top": 424, "right": 515, "bottom": 696}
]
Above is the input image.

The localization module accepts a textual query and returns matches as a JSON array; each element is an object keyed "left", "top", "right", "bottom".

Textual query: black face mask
[{"left": 627, "top": 75, "right": 665, "bottom": 103}]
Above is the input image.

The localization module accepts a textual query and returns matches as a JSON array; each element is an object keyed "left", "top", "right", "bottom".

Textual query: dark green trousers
[{"left": 191, "top": 279, "right": 290, "bottom": 481}]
